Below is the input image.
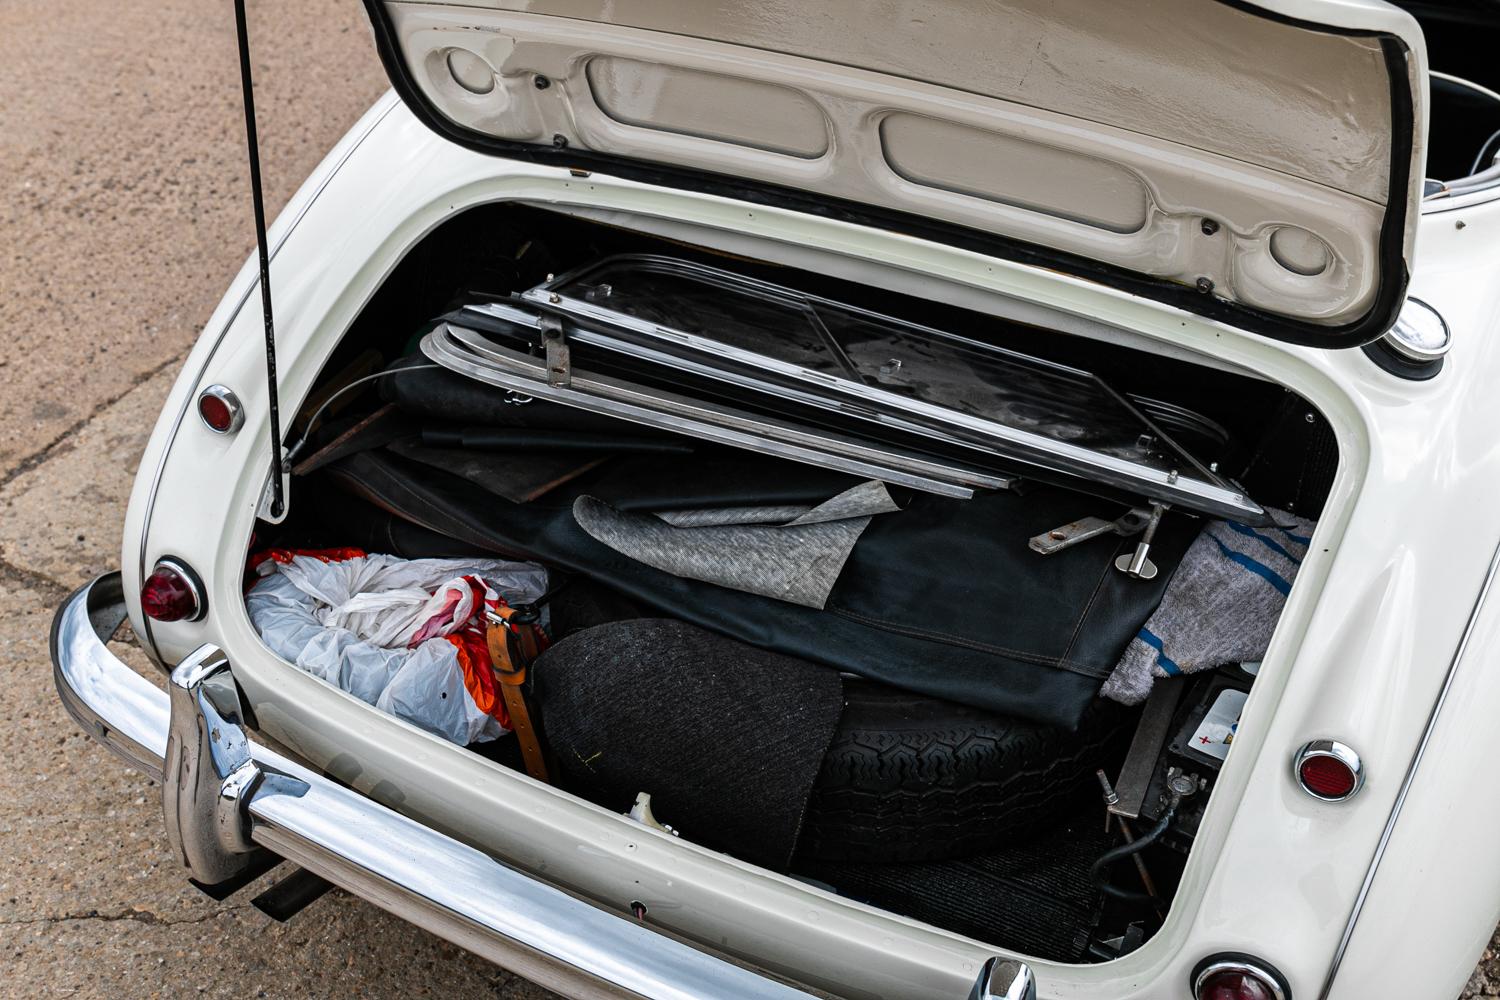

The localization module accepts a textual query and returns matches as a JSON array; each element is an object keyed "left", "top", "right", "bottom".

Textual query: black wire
[
  {"left": 1091, "top": 797, "right": 1179, "bottom": 905},
  {"left": 1470, "top": 127, "right": 1500, "bottom": 177},
  {"left": 282, "top": 365, "right": 443, "bottom": 462},
  {"left": 233, "top": 0, "right": 285, "bottom": 518}
]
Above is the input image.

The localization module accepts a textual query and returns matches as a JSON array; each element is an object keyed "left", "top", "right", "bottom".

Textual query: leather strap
[{"left": 486, "top": 606, "right": 550, "bottom": 783}]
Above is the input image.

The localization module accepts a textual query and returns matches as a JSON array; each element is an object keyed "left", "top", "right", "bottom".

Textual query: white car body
[{"left": 59, "top": 2, "right": 1500, "bottom": 998}]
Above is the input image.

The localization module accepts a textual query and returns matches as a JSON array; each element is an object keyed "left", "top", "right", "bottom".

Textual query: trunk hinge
[
  {"left": 233, "top": 0, "right": 286, "bottom": 519},
  {"left": 538, "top": 313, "right": 572, "bottom": 388}
]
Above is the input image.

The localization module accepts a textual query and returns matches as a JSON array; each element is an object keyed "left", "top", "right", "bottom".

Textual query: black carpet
[
  {"left": 532, "top": 619, "right": 846, "bottom": 871},
  {"left": 793, "top": 817, "right": 1110, "bottom": 963}
]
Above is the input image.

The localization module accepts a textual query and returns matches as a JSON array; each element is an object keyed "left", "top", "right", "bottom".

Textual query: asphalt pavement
[
  {"left": 0, "top": 2, "right": 1496, "bottom": 998},
  {"left": 0, "top": 1, "right": 554, "bottom": 996}
]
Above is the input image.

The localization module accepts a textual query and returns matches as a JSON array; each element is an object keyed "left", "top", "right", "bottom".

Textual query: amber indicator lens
[
  {"left": 140, "top": 563, "right": 200, "bottom": 622},
  {"left": 1298, "top": 753, "right": 1358, "bottom": 799}
]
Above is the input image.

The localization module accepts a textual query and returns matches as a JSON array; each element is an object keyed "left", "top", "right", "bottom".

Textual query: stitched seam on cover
[
  {"left": 1060, "top": 539, "right": 1121, "bottom": 663},
  {"left": 828, "top": 606, "right": 1109, "bottom": 679}
]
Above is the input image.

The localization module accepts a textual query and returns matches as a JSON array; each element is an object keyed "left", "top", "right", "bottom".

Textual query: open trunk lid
[{"left": 360, "top": 0, "right": 1427, "bottom": 346}]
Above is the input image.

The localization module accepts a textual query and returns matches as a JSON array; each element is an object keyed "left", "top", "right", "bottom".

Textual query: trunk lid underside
[{"left": 362, "top": 0, "right": 1427, "bottom": 346}]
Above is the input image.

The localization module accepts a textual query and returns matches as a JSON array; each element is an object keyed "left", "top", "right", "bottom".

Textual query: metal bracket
[
  {"left": 1030, "top": 503, "right": 1169, "bottom": 580},
  {"left": 539, "top": 314, "right": 571, "bottom": 388},
  {"left": 255, "top": 467, "right": 291, "bottom": 525},
  {"left": 1029, "top": 506, "right": 1152, "bottom": 556}
]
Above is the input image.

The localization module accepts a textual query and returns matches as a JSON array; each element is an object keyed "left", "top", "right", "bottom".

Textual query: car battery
[{"left": 1111, "top": 664, "right": 1258, "bottom": 853}]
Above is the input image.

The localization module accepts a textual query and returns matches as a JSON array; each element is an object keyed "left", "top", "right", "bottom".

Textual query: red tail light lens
[
  {"left": 140, "top": 559, "right": 205, "bottom": 622},
  {"left": 1196, "top": 969, "right": 1279, "bottom": 1000},
  {"left": 1299, "top": 755, "right": 1357, "bottom": 799},
  {"left": 1193, "top": 958, "right": 1288, "bottom": 1000},
  {"left": 1294, "top": 740, "right": 1364, "bottom": 801},
  {"left": 198, "top": 385, "right": 243, "bottom": 434}
]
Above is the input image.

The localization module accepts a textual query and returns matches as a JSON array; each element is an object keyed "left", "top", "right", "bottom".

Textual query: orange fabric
[{"left": 446, "top": 633, "right": 511, "bottom": 730}]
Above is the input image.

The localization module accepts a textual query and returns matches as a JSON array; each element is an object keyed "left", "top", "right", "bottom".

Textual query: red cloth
[{"left": 415, "top": 575, "right": 514, "bottom": 731}]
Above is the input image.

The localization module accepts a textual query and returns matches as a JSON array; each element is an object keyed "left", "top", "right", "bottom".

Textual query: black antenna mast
[{"left": 232, "top": 0, "right": 286, "bottom": 518}]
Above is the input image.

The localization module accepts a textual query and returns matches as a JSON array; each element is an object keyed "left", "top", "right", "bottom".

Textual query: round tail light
[
  {"left": 1193, "top": 957, "right": 1289, "bottom": 1000},
  {"left": 140, "top": 558, "right": 205, "bottom": 623},
  {"left": 1294, "top": 740, "right": 1364, "bottom": 801},
  {"left": 198, "top": 385, "right": 244, "bottom": 434}
]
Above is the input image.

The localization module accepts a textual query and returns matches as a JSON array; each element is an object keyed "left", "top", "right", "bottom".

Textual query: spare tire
[
  {"left": 532, "top": 610, "right": 1138, "bottom": 866},
  {"left": 799, "top": 680, "right": 1137, "bottom": 864}
]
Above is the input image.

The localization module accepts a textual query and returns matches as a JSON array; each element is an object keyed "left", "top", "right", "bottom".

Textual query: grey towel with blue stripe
[{"left": 1101, "top": 511, "right": 1314, "bottom": 705}]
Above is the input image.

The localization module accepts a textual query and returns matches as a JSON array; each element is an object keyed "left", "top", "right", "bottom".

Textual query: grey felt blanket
[{"left": 572, "top": 480, "right": 900, "bottom": 608}]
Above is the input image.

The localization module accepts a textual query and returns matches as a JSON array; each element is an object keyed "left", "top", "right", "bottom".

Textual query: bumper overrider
[{"left": 51, "top": 573, "right": 1036, "bottom": 1000}]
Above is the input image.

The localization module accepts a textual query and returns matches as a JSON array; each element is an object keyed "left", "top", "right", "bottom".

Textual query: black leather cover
[{"left": 320, "top": 446, "right": 1191, "bottom": 729}]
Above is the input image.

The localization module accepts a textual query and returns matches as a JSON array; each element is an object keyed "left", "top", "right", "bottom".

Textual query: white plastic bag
[{"left": 246, "top": 553, "right": 548, "bottom": 745}]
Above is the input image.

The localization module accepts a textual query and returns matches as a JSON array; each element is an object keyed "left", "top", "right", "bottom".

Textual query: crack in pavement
[
  {"left": 0, "top": 352, "right": 184, "bottom": 495},
  {"left": 1, "top": 904, "right": 252, "bottom": 929},
  {"left": 0, "top": 553, "right": 71, "bottom": 601},
  {"left": 0, "top": 351, "right": 188, "bottom": 601}
]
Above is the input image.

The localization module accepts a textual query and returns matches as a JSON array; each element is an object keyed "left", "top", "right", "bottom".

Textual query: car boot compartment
[{"left": 243, "top": 202, "right": 1337, "bottom": 967}]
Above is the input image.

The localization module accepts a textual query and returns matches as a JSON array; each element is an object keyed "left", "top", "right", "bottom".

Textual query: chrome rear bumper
[{"left": 51, "top": 573, "right": 1036, "bottom": 1000}]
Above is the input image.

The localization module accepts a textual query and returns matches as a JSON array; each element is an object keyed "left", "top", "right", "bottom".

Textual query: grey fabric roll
[
  {"left": 573, "top": 480, "right": 900, "bottom": 608},
  {"left": 1101, "top": 511, "right": 1315, "bottom": 705}
]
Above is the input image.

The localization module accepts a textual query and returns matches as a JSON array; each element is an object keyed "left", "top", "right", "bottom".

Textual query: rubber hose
[{"left": 1091, "top": 797, "right": 1179, "bottom": 905}]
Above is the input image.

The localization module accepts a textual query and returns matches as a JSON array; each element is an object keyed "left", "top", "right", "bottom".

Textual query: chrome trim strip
[
  {"left": 135, "top": 96, "right": 400, "bottom": 657},
  {"left": 1317, "top": 537, "right": 1500, "bottom": 999}
]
